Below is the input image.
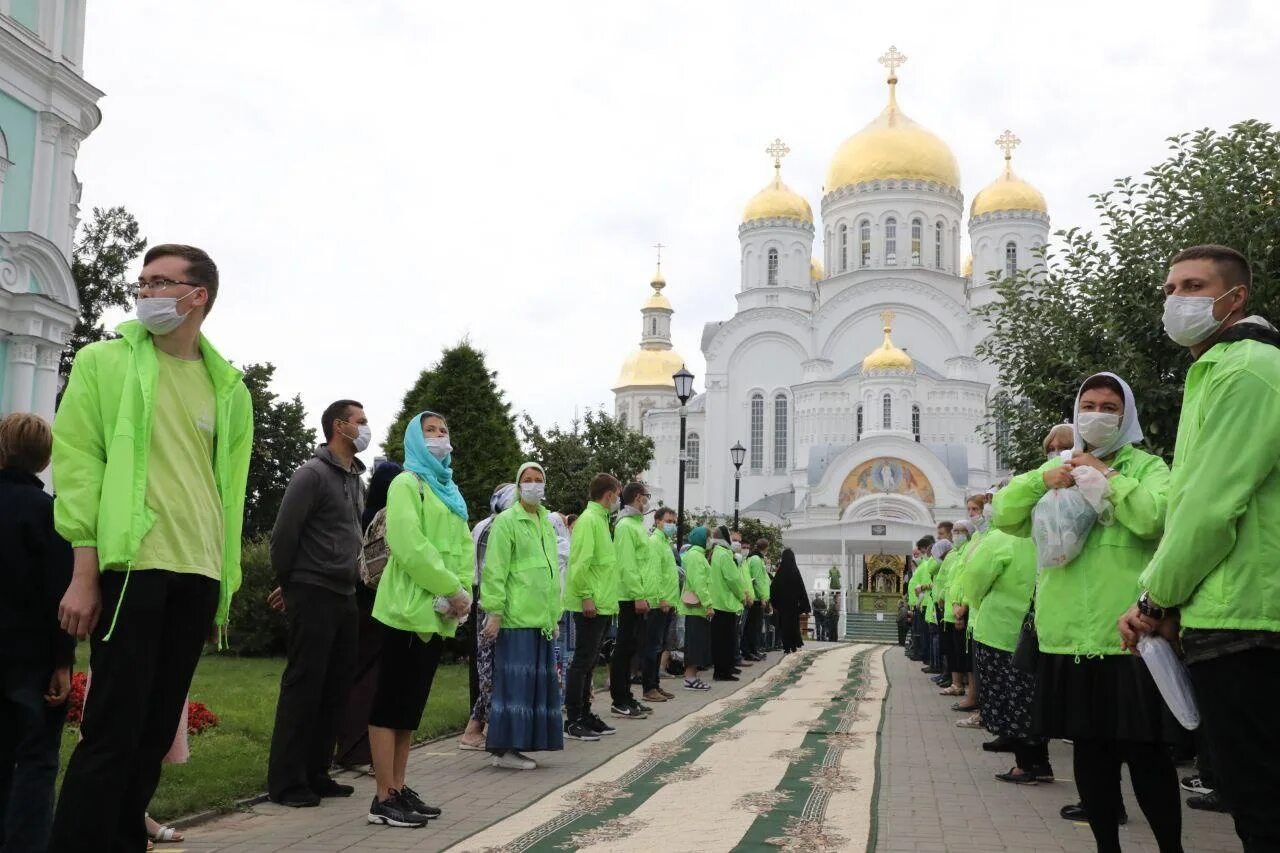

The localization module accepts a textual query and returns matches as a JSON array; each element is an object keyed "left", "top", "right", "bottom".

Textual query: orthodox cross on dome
[
  {"left": 878, "top": 45, "right": 907, "bottom": 82},
  {"left": 651, "top": 242, "right": 666, "bottom": 290},
  {"left": 995, "top": 129, "right": 1021, "bottom": 162},
  {"left": 766, "top": 137, "right": 790, "bottom": 174},
  {"left": 881, "top": 308, "right": 895, "bottom": 333}
]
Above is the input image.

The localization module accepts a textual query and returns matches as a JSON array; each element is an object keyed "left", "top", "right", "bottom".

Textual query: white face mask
[
  {"left": 519, "top": 482, "right": 545, "bottom": 504},
  {"left": 136, "top": 289, "right": 199, "bottom": 336},
  {"left": 663, "top": 522, "right": 677, "bottom": 538},
  {"left": 340, "top": 422, "right": 371, "bottom": 453},
  {"left": 611, "top": 496, "right": 621, "bottom": 512},
  {"left": 1162, "top": 287, "right": 1240, "bottom": 347},
  {"left": 1076, "top": 412, "right": 1121, "bottom": 450},
  {"left": 426, "top": 436, "right": 452, "bottom": 460},
  {"left": 953, "top": 533, "right": 969, "bottom": 546}
]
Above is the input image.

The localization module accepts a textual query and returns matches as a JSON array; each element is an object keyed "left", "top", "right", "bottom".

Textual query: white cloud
[{"left": 78, "top": 0, "right": 1280, "bottom": 466}]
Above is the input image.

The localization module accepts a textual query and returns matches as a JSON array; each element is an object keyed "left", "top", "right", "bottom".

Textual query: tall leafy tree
[
  {"left": 62, "top": 206, "right": 147, "bottom": 378},
  {"left": 978, "top": 120, "right": 1280, "bottom": 471},
  {"left": 519, "top": 409, "right": 654, "bottom": 515},
  {"left": 241, "top": 362, "right": 315, "bottom": 539},
  {"left": 385, "top": 342, "right": 522, "bottom": 521}
]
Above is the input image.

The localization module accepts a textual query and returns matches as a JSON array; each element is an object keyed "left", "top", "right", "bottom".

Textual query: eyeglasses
[{"left": 131, "top": 278, "right": 203, "bottom": 296}]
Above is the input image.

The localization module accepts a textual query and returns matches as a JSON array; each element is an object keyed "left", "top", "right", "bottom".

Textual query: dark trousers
[
  {"left": 49, "top": 570, "right": 218, "bottom": 853},
  {"left": 467, "top": 584, "right": 481, "bottom": 712},
  {"left": 1013, "top": 738, "right": 1050, "bottom": 773},
  {"left": 610, "top": 602, "right": 644, "bottom": 706},
  {"left": 897, "top": 619, "right": 909, "bottom": 646},
  {"left": 741, "top": 602, "right": 764, "bottom": 657},
  {"left": 711, "top": 610, "right": 738, "bottom": 677},
  {"left": 267, "top": 583, "right": 358, "bottom": 799},
  {"left": 334, "top": 587, "right": 383, "bottom": 768},
  {"left": 1191, "top": 648, "right": 1280, "bottom": 852},
  {"left": 642, "top": 609, "right": 671, "bottom": 692},
  {"left": 1073, "top": 738, "right": 1182, "bottom": 853},
  {"left": 565, "top": 612, "right": 609, "bottom": 722},
  {"left": 0, "top": 661, "right": 67, "bottom": 853}
]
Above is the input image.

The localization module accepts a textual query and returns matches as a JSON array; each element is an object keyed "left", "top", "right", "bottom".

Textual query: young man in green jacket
[
  {"left": 1120, "top": 245, "right": 1280, "bottom": 847},
  {"left": 741, "top": 540, "right": 771, "bottom": 661},
  {"left": 641, "top": 507, "right": 680, "bottom": 703},
  {"left": 610, "top": 482, "right": 655, "bottom": 719},
  {"left": 563, "top": 473, "right": 621, "bottom": 741},
  {"left": 49, "top": 245, "right": 254, "bottom": 853}
]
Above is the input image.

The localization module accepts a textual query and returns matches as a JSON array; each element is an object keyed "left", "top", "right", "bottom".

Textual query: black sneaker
[
  {"left": 611, "top": 702, "right": 644, "bottom": 719},
  {"left": 1180, "top": 775, "right": 1212, "bottom": 795},
  {"left": 311, "top": 777, "right": 355, "bottom": 798},
  {"left": 631, "top": 700, "right": 653, "bottom": 716},
  {"left": 564, "top": 719, "right": 602, "bottom": 741},
  {"left": 713, "top": 674, "right": 741, "bottom": 682},
  {"left": 368, "top": 791, "right": 428, "bottom": 828},
  {"left": 398, "top": 786, "right": 442, "bottom": 818},
  {"left": 1060, "top": 802, "right": 1127, "bottom": 825},
  {"left": 1187, "top": 791, "right": 1228, "bottom": 813},
  {"left": 271, "top": 787, "right": 320, "bottom": 808},
  {"left": 585, "top": 712, "right": 616, "bottom": 736}
]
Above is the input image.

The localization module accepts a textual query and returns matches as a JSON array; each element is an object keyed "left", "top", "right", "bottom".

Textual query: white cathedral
[{"left": 612, "top": 48, "right": 1049, "bottom": 604}]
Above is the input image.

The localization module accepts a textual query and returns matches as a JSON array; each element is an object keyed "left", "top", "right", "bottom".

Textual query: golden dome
[
  {"left": 614, "top": 347, "right": 686, "bottom": 390},
  {"left": 826, "top": 53, "right": 960, "bottom": 193},
  {"left": 743, "top": 138, "right": 812, "bottom": 224},
  {"left": 810, "top": 257, "right": 824, "bottom": 282},
  {"left": 643, "top": 264, "right": 672, "bottom": 310},
  {"left": 862, "top": 309, "right": 914, "bottom": 372},
  {"left": 971, "top": 130, "right": 1047, "bottom": 218},
  {"left": 961, "top": 254, "right": 973, "bottom": 277}
]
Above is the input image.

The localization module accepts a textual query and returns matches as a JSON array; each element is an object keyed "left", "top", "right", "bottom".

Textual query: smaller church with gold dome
[{"left": 613, "top": 46, "right": 1050, "bottom": 593}]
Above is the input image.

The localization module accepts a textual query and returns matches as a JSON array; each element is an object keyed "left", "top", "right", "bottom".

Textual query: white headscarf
[
  {"left": 931, "top": 539, "right": 953, "bottom": 560},
  {"left": 1072, "top": 372, "right": 1144, "bottom": 459}
]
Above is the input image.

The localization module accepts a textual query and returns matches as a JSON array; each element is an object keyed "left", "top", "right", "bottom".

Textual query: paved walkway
[{"left": 873, "top": 646, "right": 1241, "bottom": 853}]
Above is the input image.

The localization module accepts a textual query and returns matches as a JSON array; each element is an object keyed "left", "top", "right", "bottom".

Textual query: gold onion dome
[
  {"left": 862, "top": 310, "right": 914, "bottom": 372},
  {"left": 810, "top": 257, "right": 824, "bottom": 282},
  {"left": 827, "top": 46, "right": 961, "bottom": 193},
  {"left": 615, "top": 258, "right": 686, "bottom": 390},
  {"left": 971, "top": 130, "right": 1047, "bottom": 217},
  {"left": 643, "top": 264, "right": 672, "bottom": 310},
  {"left": 742, "top": 138, "right": 812, "bottom": 224},
  {"left": 961, "top": 254, "right": 973, "bottom": 277}
]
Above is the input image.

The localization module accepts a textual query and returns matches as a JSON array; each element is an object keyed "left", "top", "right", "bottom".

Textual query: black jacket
[
  {"left": 270, "top": 445, "right": 366, "bottom": 595},
  {"left": 0, "top": 468, "right": 74, "bottom": 669}
]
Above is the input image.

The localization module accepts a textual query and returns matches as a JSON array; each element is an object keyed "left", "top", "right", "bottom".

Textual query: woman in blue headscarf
[{"left": 366, "top": 413, "right": 473, "bottom": 829}]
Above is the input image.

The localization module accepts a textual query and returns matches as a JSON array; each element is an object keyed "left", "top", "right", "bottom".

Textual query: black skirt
[
  {"left": 945, "top": 623, "right": 972, "bottom": 674},
  {"left": 369, "top": 627, "right": 443, "bottom": 731},
  {"left": 683, "top": 614, "right": 712, "bottom": 667},
  {"left": 1032, "top": 652, "right": 1182, "bottom": 743}
]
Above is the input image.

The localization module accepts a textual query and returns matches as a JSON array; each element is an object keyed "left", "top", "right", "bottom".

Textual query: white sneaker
[{"left": 490, "top": 751, "right": 537, "bottom": 770}]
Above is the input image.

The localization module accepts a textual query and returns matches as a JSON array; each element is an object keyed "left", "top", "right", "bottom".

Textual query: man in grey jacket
[{"left": 267, "top": 399, "right": 368, "bottom": 807}]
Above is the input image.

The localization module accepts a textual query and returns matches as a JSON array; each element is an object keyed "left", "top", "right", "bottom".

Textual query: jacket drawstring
[{"left": 102, "top": 562, "right": 134, "bottom": 642}]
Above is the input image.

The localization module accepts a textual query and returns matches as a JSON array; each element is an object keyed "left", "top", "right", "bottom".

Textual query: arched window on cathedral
[
  {"left": 1005, "top": 241, "right": 1018, "bottom": 278},
  {"left": 912, "top": 404, "right": 921, "bottom": 442},
  {"left": 767, "top": 248, "right": 779, "bottom": 286},
  {"left": 749, "top": 393, "right": 764, "bottom": 471},
  {"left": 839, "top": 224, "right": 848, "bottom": 271},
  {"left": 773, "top": 393, "right": 788, "bottom": 471},
  {"left": 934, "top": 221, "right": 944, "bottom": 268},
  {"left": 885, "top": 218, "right": 897, "bottom": 265},
  {"left": 859, "top": 220, "right": 871, "bottom": 267},
  {"left": 882, "top": 393, "right": 892, "bottom": 429},
  {"left": 911, "top": 218, "right": 922, "bottom": 265},
  {"left": 856, "top": 404, "right": 863, "bottom": 440},
  {"left": 686, "top": 432, "right": 701, "bottom": 481}
]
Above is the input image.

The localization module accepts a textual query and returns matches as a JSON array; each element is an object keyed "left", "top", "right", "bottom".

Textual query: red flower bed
[{"left": 65, "top": 671, "right": 219, "bottom": 734}]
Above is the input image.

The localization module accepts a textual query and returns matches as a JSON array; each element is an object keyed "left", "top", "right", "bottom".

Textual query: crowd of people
[
  {"left": 902, "top": 244, "right": 1280, "bottom": 853},
  {"left": 1, "top": 241, "right": 1277, "bottom": 853}
]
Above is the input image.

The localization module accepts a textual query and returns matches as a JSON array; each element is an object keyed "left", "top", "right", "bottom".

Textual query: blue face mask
[{"left": 663, "top": 522, "right": 677, "bottom": 538}]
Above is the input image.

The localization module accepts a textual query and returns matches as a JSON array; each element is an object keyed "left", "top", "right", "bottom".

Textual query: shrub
[
  {"left": 65, "top": 671, "right": 219, "bottom": 734},
  {"left": 225, "top": 537, "right": 288, "bottom": 656}
]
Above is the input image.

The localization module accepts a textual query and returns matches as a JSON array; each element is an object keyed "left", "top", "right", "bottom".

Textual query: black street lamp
[
  {"left": 673, "top": 365, "right": 695, "bottom": 547},
  {"left": 730, "top": 440, "right": 746, "bottom": 531}
]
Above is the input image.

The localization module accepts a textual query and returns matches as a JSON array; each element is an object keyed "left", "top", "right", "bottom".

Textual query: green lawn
[{"left": 58, "top": 647, "right": 471, "bottom": 821}]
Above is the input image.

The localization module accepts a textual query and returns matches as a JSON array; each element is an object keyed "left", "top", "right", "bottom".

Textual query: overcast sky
[{"left": 77, "top": 0, "right": 1279, "bottom": 467}]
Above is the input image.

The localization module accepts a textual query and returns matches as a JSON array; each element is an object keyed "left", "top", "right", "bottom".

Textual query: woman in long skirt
[
  {"left": 478, "top": 462, "right": 565, "bottom": 769},
  {"left": 769, "top": 549, "right": 810, "bottom": 653}
]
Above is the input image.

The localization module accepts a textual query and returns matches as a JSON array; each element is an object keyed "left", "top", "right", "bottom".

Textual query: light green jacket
[
  {"left": 647, "top": 529, "right": 679, "bottom": 608},
  {"left": 52, "top": 321, "right": 254, "bottom": 632},
  {"left": 373, "top": 472, "right": 474, "bottom": 638},
  {"left": 746, "top": 554, "right": 771, "bottom": 601},
  {"left": 934, "top": 540, "right": 969, "bottom": 624},
  {"left": 994, "top": 444, "right": 1169, "bottom": 656},
  {"left": 708, "top": 543, "right": 745, "bottom": 613},
  {"left": 1139, "top": 338, "right": 1280, "bottom": 632},
  {"left": 614, "top": 512, "right": 654, "bottom": 603},
  {"left": 677, "top": 545, "right": 712, "bottom": 617},
  {"left": 564, "top": 501, "right": 619, "bottom": 615},
  {"left": 964, "top": 530, "right": 1037, "bottom": 653},
  {"left": 479, "top": 503, "right": 561, "bottom": 633},
  {"left": 913, "top": 558, "right": 937, "bottom": 622}
]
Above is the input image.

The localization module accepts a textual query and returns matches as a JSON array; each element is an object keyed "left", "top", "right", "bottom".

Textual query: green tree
[
  {"left": 242, "top": 363, "right": 316, "bottom": 539},
  {"left": 385, "top": 342, "right": 522, "bottom": 521},
  {"left": 519, "top": 409, "right": 654, "bottom": 515},
  {"left": 978, "top": 120, "right": 1280, "bottom": 471},
  {"left": 62, "top": 206, "right": 147, "bottom": 379}
]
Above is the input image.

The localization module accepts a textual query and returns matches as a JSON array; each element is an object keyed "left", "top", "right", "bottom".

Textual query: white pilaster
[
  {"left": 3, "top": 337, "right": 36, "bottom": 413},
  {"left": 31, "top": 343, "right": 60, "bottom": 422},
  {"left": 30, "top": 113, "right": 62, "bottom": 238}
]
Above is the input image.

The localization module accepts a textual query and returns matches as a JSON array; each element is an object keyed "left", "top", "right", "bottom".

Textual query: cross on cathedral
[
  {"left": 766, "top": 137, "right": 790, "bottom": 171},
  {"left": 995, "top": 129, "right": 1021, "bottom": 161},
  {"left": 878, "top": 45, "right": 907, "bottom": 80},
  {"left": 881, "top": 309, "right": 895, "bottom": 332},
  {"left": 653, "top": 242, "right": 665, "bottom": 267}
]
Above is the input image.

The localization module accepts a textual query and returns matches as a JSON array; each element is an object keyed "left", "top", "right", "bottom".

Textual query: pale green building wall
[
  {"left": 0, "top": 90, "right": 35, "bottom": 232},
  {"left": 9, "top": 0, "right": 39, "bottom": 32}
]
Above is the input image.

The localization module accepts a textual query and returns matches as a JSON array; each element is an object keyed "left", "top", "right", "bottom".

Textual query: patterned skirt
[
  {"left": 486, "top": 627, "right": 565, "bottom": 753},
  {"left": 974, "top": 642, "right": 1037, "bottom": 739}
]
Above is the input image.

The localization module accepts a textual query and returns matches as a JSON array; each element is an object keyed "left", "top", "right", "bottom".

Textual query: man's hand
[
  {"left": 267, "top": 586, "right": 285, "bottom": 613},
  {"left": 660, "top": 601, "right": 671, "bottom": 613},
  {"left": 45, "top": 667, "right": 71, "bottom": 706},
  {"left": 705, "top": 606, "right": 714, "bottom": 618},
  {"left": 60, "top": 549, "right": 102, "bottom": 640},
  {"left": 953, "top": 604, "right": 968, "bottom": 621},
  {"left": 481, "top": 614, "right": 501, "bottom": 642},
  {"left": 635, "top": 599, "right": 650, "bottom": 615},
  {"left": 1043, "top": 465, "right": 1075, "bottom": 490},
  {"left": 745, "top": 595, "right": 755, "bottom": 606},
  {"left": 582, "top": 597, "right": 598, "bottom": 619}
]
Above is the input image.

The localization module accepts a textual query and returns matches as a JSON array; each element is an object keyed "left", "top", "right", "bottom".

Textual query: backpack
[{"left": 359, "top": 474, "right": 425, "bottom": 590}]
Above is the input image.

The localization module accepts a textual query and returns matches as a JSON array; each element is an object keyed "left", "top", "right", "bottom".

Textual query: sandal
[
  {"left": 149, "top": 825, "right": 184, "bottom": 843},
  {"left": 939, "top": 686, "right": 965, "bottom": 696},
  {"left": 952, "top": 702, "right": 979, "bottom": 712},
  {"left": 683, "top": 678, "right": 711, "bottom": 690},
  {"left": 458, "top": 738, "right": 486, "bottom": 751}
]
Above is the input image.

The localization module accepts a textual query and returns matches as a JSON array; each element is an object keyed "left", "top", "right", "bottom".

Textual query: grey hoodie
[{"left": 270, "top": 445, "right": 367, "bottom": 595}]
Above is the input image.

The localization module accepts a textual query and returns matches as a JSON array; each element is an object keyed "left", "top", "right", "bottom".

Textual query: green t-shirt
[{"left": 134, "top": 350, "right": 223, "bottom": 579}]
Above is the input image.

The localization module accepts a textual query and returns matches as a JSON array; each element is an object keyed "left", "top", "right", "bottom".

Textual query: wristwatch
[
  {"left": 1104, "top": 467, "right": 1119, "bottom": 479},
  {"left": 1137, "top": 591, "right": 1166, "bottom": 620}
]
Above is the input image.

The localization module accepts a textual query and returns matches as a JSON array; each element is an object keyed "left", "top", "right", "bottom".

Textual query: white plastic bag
[
  {"left": 1070, "top": 465, "right": 1113, "bottom": 520},
  {"left": 1137, "top": 635, "right": 1200, "bottom": 730},
  {"left": 1031, "top": 488, "right": 1098, "bottom": 569}
]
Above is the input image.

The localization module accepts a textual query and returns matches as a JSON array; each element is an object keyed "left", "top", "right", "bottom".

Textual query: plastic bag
[
  {"left": 1137, "top": 635, "right": 1200, "bottom": 730},
  {"left": 1031, "top": 487, "right": 1098, "bottom": 569}
]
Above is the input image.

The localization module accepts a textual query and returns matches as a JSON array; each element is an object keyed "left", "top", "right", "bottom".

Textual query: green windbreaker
[
  {"left": 964, "top": 529, "right": 1037, "bottom": 653},
  {"left": 614, "top": 512, "right": 654, "bottom": 603},
  {"left": 745, "top": 554, "right": 771, "bottom": 601},
  {"left": 564, "top": 501, "right": 619, "bottom": 615},
  {"left": 647, "top": 529, "right": 679, "bottom": 608},
  {"left": 479, "top": 502, "right": 561, "bottom": 634},
  {"left": 708, "top": 543, "right": 745, "bottom": 613},
  {"left": 677, "top": 545, "right": 712, "bottom": 617}
]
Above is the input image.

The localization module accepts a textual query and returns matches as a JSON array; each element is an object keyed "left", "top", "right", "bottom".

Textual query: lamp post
[
  {"left": 673, "top": 365, "right": 695, "bottom": 547},
  {"left": 730, "top": 441, "right": 746, "bottom": 531}
]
